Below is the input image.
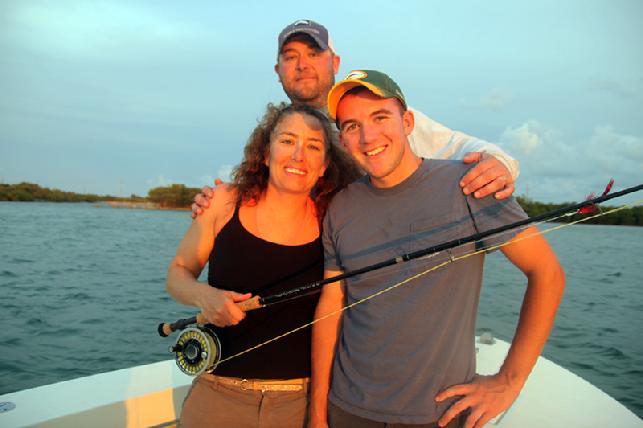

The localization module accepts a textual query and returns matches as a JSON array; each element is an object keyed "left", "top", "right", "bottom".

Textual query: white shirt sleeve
[{"left": 407, "top": 107, "right": 520, "bottom": 179}]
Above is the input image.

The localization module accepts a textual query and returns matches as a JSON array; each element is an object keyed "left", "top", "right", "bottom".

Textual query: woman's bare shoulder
[
  {"left": 198, "top": 184, "right": 237, "bottom": 229},
  {"left": 212, "top": 183, "right": 237, "bottom": 205}
]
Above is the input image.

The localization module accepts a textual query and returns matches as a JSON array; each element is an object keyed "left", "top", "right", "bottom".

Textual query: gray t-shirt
[{"left": 323, "top": 159, "right": 527, "bottom": 424}]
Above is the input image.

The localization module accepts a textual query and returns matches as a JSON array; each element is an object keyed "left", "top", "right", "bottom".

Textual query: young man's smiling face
[{"left": 336, "top": 89, "right": 417, "bottom": 188}]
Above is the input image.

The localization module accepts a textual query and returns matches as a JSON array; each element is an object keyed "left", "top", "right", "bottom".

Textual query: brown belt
[{"left": 204, "top": 374, "right": 309, "bottom": 392}]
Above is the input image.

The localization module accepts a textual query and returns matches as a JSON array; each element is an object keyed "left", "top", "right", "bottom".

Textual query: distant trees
[
  {"left": 147, "top": 184, "right": 201, "bottom": 208},
  {"left": 1, "top": 182, "right": 640, "bottom": 225},
  {"left": 516, "top": 196, "right": 643, "bottom": 226},
  {"left": 0, "top": 182, "right": 102, "bottom": 202},
  {"left": 0, "top": 182, "right": 200, "bottom": 208}
]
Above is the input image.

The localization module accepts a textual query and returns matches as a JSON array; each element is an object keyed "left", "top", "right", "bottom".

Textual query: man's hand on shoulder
[
  {"left": 191, "top": 179, "right": 224, "bottom": 219},
  {"left": 435, "top": 373, "right": 522, "bottom": 428},
  {"left": 460, "top": 153, "right": 515, "bottom": 200}
]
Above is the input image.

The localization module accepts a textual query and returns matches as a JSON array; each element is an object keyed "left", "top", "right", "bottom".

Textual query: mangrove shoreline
[{"left": 1, "top": 182, "right": 641, "bottom": 226}]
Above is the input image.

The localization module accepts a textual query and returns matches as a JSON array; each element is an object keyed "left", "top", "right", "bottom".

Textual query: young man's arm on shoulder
[
  {"left": 190, "top": 178, "right": 226, "bottom": 218},
  {"left": 435, "top": 226, "right": 565, "bottom": 428},
  {"left": 309, "top": 270, "right": 345, "bottom": 428}
]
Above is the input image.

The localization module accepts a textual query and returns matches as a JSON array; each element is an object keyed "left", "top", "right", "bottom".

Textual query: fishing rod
[{"left": 159, "top": 182, "right": 642, "bottom": 375}]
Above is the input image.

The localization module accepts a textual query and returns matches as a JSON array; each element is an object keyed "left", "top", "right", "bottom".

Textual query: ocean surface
[{"left": 0, "top": 202, "right": 641, "bottom": 419}]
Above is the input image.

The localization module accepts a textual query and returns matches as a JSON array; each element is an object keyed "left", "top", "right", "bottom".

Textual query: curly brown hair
[{"left": 232, "top": 103, "right": 361, "bottom": 219}]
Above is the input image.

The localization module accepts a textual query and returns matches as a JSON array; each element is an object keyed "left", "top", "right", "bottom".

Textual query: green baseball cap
[{"left": 327, "top": 69, "right": 407, "bottom": 121}]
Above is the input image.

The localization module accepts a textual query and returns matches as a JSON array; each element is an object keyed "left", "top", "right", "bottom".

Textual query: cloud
[
  {"left": 588, "top": 79, "right": 636, "bottom": 98},
  {"left": 479, "top": 89, "right": 513, "bottom": 111},
  {"left": 500, "top": 120, "right": 642, "bottom": 202},
  {"left": 589, "top": 126, "right": 643, "bottom": 163},
  {"left": 459, "top": 88, "right": 513, "bottom": 111},
  {"left": 187, "top": 166, "right": 233, "bottom": 189},
  {"left": 4, "top": 2, "right": 202, "bottom": 61},
  {"left": 198, "top": 175, "right": 215, "bottom": 188},
  {"left": 144, "top": 171, "right": 235, "bottom": 192},
  {"left": 146, "top": 174, "right": 176, "bottom": 188},
  {"left": 216, "top": 164, "right": 234, "bottom": 182},
  {"left": 500, "top": 121, "right": 543, "bottom": 155}
]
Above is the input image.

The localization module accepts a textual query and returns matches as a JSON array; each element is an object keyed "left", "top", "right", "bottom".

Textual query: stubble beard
[
  {"left": 283, "top": 67, "right": 336, "bottom": 108},
  {"left": 286, "top": 85, "right": 323, "bottom": 107}
]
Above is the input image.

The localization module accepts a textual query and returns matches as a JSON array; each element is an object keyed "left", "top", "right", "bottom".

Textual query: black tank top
[{"left": 207, "top": 204, "right": 322, "bottom": 379}]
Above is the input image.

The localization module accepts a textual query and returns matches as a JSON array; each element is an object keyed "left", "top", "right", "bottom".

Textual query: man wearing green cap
[
  {"left": 273, "top": 20, "right": 517, "bottom": 198},
  {"left": 191, "top": 20, "right": 519, "bottom": 217},
  {"left": 310, "top": 70, "right": 565, "bottom": 428}
]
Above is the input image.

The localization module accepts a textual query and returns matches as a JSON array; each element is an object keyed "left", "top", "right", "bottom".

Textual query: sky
[{"left": 1, "top": 0, "right": 642, "bottom": 204}]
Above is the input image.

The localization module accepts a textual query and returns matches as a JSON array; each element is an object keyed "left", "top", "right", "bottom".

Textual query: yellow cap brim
[{"left": 327, "top": 81, "right": 386, "bottom": 122}]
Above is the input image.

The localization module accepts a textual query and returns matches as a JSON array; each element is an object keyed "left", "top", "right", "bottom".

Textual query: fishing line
[
  {"left": 215, "top": 199, "right": 643, "bottom": 366},
  {"left": 159, "top": 184, "right": 642, "bottom": 375},
  {"left": 244, "top": 183, "right": 643, "bottom": 309},
  {"left": 159, "top": 201, "right": 576, "bottom": 337}
]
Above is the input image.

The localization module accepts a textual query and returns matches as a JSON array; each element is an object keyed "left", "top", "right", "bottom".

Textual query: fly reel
[
  {"left": 169, "top": 326, "right": 222, "bottom": 376},
  {"left": 159, "top": 299, "right": 264, "bottom": 376}
]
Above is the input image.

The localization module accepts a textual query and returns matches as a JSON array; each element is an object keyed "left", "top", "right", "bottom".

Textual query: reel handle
[
  {"left": 158, "top": 295, "right": 264, "bottom": 337},
  {"left": 158, "top": 315, "right": 197, "bottom": 337}
]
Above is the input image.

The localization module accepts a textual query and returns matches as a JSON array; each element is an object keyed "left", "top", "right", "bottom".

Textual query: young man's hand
[
  {"left": 191, "top": 179, "right": 224, "bottom": 219},
  {"left": 435, "top": 373, "right": 522, "bottom": 428},
  {"left": 460, "top": 153, "right": 515, "bottom": 200}
]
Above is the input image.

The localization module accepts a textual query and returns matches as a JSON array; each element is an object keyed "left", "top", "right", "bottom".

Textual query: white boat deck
[{"left": 1, "top": 336, "right": 641, "bottom": 427}]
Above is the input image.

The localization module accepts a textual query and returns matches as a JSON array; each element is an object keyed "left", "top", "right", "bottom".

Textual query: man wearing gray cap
[
  {"left": 192, "top": 20, "right": 519, "bottom": 216},
  {"left": 274, "top": 19, "right": 338, "bottom": 109}
]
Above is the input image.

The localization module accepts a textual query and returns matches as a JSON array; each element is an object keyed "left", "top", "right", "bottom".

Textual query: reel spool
[
  {"left": 160, "top": 298, "right": 264, "bottom": 376},
  {"left": 170, "top": 326, "right": 221, "bottom": 376}
]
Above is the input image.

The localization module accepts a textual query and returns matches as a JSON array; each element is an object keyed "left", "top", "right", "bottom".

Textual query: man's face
[
  {"left": 337, "top": 90, "right": 415, "bottom": 188},
  {"left": 274, "top": 37, "right": 340, "bottom": 108}
]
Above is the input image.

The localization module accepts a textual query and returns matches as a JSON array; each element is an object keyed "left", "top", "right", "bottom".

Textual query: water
[
  {"left": 479, "top": 223, "right": 643, "bottom": 417},
  {"left": 0, "top": 202, "right": 641, "bottom": 419}
]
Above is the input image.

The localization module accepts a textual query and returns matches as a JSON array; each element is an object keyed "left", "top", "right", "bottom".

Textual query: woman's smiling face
[{"left": 265, "top": 111, "right": 328, "bottom": 195}]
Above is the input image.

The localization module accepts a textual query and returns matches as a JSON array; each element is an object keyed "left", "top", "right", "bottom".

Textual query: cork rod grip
[
  {"left": 236, "top": 295, "right": 263, "bottom": 311},
  {"left": 159, "top": 296, "right": 263, "bottom": 337}
]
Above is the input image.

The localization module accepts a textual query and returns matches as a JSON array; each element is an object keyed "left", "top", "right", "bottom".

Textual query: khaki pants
[
  {"left": 329, "top": 401, "right": 465, "bottom": 428},
  {"left": 180, "top": 374, "right": 309, "bottom": 428}
]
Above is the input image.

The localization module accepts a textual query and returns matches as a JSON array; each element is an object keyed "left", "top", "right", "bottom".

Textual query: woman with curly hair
[{"left": 166, "top": 103, "right": 361, "bottom": 428}]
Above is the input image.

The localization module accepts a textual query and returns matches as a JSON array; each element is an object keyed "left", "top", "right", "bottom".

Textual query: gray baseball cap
[{"left": 277, "top": 19, "right": 334, "bottom": 54}]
